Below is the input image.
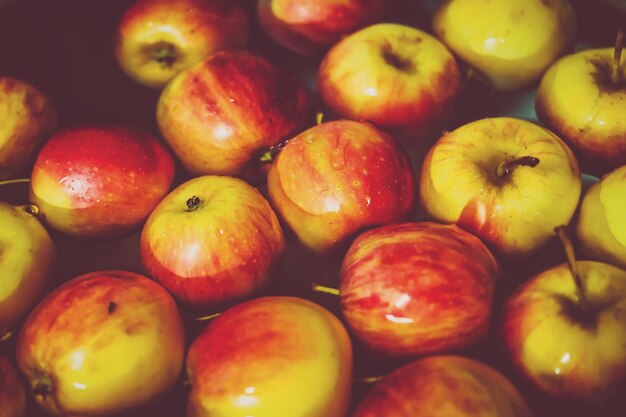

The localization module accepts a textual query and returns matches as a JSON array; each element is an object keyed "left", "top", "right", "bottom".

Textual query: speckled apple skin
[
  {"left": 340, "top": 221, "right": 499, "bottom": 357},
  {"left": 186, "top": 296, "right": 352, "bottom": 417},
  {"left": 267, "top": 119, "right": 416, "bottom": 254},
  {"left": 29, "top": 125, "right": 175, "bottom": 240}
]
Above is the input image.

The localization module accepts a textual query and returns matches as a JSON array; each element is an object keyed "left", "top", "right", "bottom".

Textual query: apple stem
[
  {"left": 0, "top": 330, "right": 12, "bottom": 342},
  {"left": 354, "top": 374, "right": 385, "bottom": 384},
  {"left": 0, "top": 178, "right": 30, "bottom": 187},
  {"left": 259, "top": 139, "right": 291, "bottom": 164},
  {"left": 311, "top": 283, "right": 340, "bottom": 296},
  {"left": 555, "top": 226, "right": 591, "bottom": 315},
  {"left": 612, "top": 28, "right": 624, "bottom": 85},
  {"left": 316, "top": 112, "right": 324, "bottom": 125},
  {"left": 495, "top": 156, "right": 540, "bottom": 178},
  {"left": 186, "top": 196, "right": 201, "bottom": 212},
  {"left": 195, "top": 312, "right": 222, "bottom": 322}
]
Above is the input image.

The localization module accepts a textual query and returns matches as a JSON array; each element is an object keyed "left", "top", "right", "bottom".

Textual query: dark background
[{"left": 1, "top": 1, "right": 625, "bottom": 416}]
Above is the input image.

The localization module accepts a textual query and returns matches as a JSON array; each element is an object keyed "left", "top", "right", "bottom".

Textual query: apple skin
[
  {"left": 115, "top": 0, "right": 248, "bottom": 89},
  {"left": 257, "top": 0, "right": 387, "bottom": 55},
  {"left": 157, "top": 49, "right": 311, "bottom": 181},
  {"left": 140, "top": 175, "right": 286, "bottom": 312},
  {"left": 0, "top": 202, "right": 55, "bottom": 337},
  {"left": 266, "top": 119, "right": 416, "bottom": 255},
  {"left": 352, "top": 355, "right": 533, "bottom": 417},
  {"left": 419, "top": 117, "right": 582, "bottom": 258},
  {"left": 535, "top": 47, "right": 626, "bottom": 177},
  {"left": 186, "top": 296, "right": 352, "bottom": 417},
  {"left": 501, "top": 261, "right": 626, "bottom": 405},
  {"left": 16, "top": 270, "right": 185, "bottom": 416},
  {"left": 0, "top": 355, "right": 26, "bottom": 417},
  {"left": 433, "top": 0, "right": 576, "bottom": 92},
  {"left": 340, "top": 221, "right": 499, "bottom": 357},
  {"left": 317, "top": 23, "right": 461, "bottom": 142},
  {"left": 29, "top": 124, "right": 175, "bottom": 240},
  {"left": 0, "top": 76, "right": 56, "bottom": 180},
  {"left": 576, "top": 165, "right": 626, "bottom": 270}
]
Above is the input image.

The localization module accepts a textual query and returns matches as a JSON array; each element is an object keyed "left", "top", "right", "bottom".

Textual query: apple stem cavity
[
  {"left": 22, "top": 204, "right": 39, "bottom": 217},
  {"left": 495, "top": 156, "right": 540, "bottom": 179},
  {"left": 186, "top": 196, "right": 201, "bottom": 212},
  {"left": 611, "top": 28, "right": 624, "bottom": 85},
  {"left": 555, "top": 226, "right": 591, "bottom": 316},
  {"left": 311, "top": 283, "right": 340, "bottom": 296}
]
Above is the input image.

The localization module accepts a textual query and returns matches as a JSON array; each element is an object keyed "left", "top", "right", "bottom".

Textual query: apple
[
  {"left": 576, "top": 165, "right": 626, "bottom": 270},
  {"left": 16, "top": 270, "right": 185, "bottom": 416},
  {"left": 0, "top": 355, "right": 26, "bottom": 417},
  {"left": 257, "top": 0, "right": 387, "bottom": 55},
  {"left": 29, "top": 124, "right": 175, "bottom": 240},
  {"left": 352, "top": 355, "right": 533, "bottom": 417},
  {"left": 535, "top": 45, "right": 626, "bottom": 177},
  {"left": 432, "top": 0, "right": 577, "bottom": 92},
  {"left": 501, "top": 258, "right": 626, "bottom": 405},
  {"left": 156, "top": 49, "right": 311, "bottom": 181},
  {"left": 317, "top": 23, "right": 461, "bottom": 142},
  {"left": 140, "top": 175, "right": 286, "bottom": 313},
  {"left": 0, "top": 202, "right": 55, "bottom": 338},
  {"left": 266, "top": 119, "right": 417, "bottom": 255},
  {"left": 115, "top": 0, "right": 248, "bottom": 89},
  {"left": 0, "top": 76, "right": 56, "bottom": 180},
  {"left": 186, "top": 296, "right": 352, "bottom": 417},
  {"left": 419, "top": 117, "right": 582, "bottom": 258},
  {"left": 339, "top": 221, "right": 499, "bottom": 357}
]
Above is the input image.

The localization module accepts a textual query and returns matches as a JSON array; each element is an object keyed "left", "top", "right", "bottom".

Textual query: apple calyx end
[
  {"left": 149, "top": 43, "right": 178, "bottom": 68},
  {"left": 186, "top": 196, "right": 201, "bottom": 212},
  {"left": 22, "top": 204, "right": 39, "bottom": 217},
  {"left": 495, "top": 156, "right": 540, "bottom": 179},
  {"left": 32, "top": 375, "right": 54, "bottom": 401}
]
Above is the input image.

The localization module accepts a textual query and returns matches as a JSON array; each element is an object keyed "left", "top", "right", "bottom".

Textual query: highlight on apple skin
[
  {"left": 317, "top": 23, "right": 461, "bottom": 143},
  {"left": 267, "top": 119, "right": 417, "bottom": 255},
  {"left": 115, "top": 0, "right": 248, "bottom": 89},
  {"left": 186, "top": 296, "right": 353, "bottom": 417},
  {"left": 340, "top": 221, "right": 499, "bottom": 357},
  {"left": 29, "top": 124, "right": 176, "bottom": 240}
]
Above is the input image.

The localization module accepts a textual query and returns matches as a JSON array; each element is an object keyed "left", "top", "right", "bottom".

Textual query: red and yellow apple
[
  {"left": 157, "top": 49, "right": 311, "bottom": 181},
  {"left": 501, "top": 260, "right": 626, "bottom": 404},
  {"left": 0, "top": 202, "right": 55, "bottom": 338},
  {"left": 0, "top": 76, "right": 56, "bottom": 180},
  {"left": 186, "top": 296, "right": 352, "bottom": 417},
  {"left": 419, "top": 117, "right": 582, "bottom": 258},
  {"left": 140, "top": 175, "right": 285, "bottom": 313},
  {"left": 317, "top": 23, "right": 461, "bottom": 142},
  {"left": 536, "top": 47, "right": 626, "bottom": 176},
  {"left": 29, "top": 124, "right": 175, "bottom": 240},
  {"left": 340, "top": 221, "right": 499, "bottom": 357},
  {"left": 16, "top": 270, "right": 185, "bottom": 416},
  {"left": 352, "top": 355, "right": 533, "bottom": 417},
  {"left": 0, "top": 355, "right": 26, "bottom": 417},
  {"left": 267, "top": 119, "right": 416, "bottom": 255},
  {"left": 257, "top": 0, "right": 387, "bottom": 55},
  {"left": 433, "top": 0, "right": 577, "bottom": 92},
  {"left": 115, "top": 0, "right": 248, "bottom": 88}
]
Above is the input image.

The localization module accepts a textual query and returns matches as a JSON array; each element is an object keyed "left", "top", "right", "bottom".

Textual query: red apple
[
  {"left": 115, "top": 0, "right": 248, "bottom": 89},
  {"left": 140, "top": 175, "right": 286, "bottom": 313},
  {"left": 186, "top": 296, "right": 352, "bottom": 417},
  {"left": 257, "top": 0, "right": 387, "bottom": 55},
  {"left": 352, "top": 355, "right": 533, "bottom": 417},
  {"left": 266, "top": 119, "right": 417, "bottom": 255},
  {"left": 29, "top": 124, "right": 175, "bottom": 240},
  {"left": 16, "top": 270, "right": 185, "bottom": 416},
  {"left": 339, "top": 221, "right": 499, "bottom": 357},
  {"left": 0, "top": 355, "right": 26, "bottom": 417},
  {"left": 317, "top": 23, "right": 461, "bottom": 142},
  {"left": 156, "top": 49, "right": 311, "bottom": 181}
]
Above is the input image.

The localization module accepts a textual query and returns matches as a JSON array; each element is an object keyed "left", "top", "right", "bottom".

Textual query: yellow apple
[
  {"left": 0, "top": 202, "right": 55, "bottom": 337},
  {"left": 115, "top": 0, "right": 248, "bottom": 88},
  {"left": 576, "top": 165, "right": 626, "bottom": 269},
  {"left": 433, "top": 0, "right": 577, "bottom": 92},
  {"left": 419, "top": 117, "right": 582, "bottom": 258},
  {"left": 536, "top": 47, "right": 626, "bottom": 176},
  {"left": 0, "top": 77, "right": 56, "bottom": 179}
]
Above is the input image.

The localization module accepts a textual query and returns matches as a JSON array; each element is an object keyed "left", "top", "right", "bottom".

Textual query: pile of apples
[{"left": 1, "top": 0, "right": 625, "bottom": 416}]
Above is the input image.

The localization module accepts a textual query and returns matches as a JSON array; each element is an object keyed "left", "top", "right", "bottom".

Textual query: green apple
[
  {"left": 0, "top": 201, "right": 55, "bottom": 337},
  {"left": 433, "top": 0, "right": 577, "bottom": 92}
]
